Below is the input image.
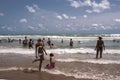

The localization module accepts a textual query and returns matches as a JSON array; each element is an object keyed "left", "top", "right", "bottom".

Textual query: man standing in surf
[{"left": 95, "top": 37, "right": 105, "bottom": 59}]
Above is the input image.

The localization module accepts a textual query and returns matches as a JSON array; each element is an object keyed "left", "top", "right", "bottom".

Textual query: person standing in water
[
  {"left": 70, "top": 39, "right": 73, "bottom": 48},
  {"left": 95, "top": 37, "right": 105, "bottom": 59},
  {"left": 61, "top": 39, "right": 63, "bottom": 43},
  {"left": 47, "top": 38, "right": 51, "bottom": 46},
  {"left": 28, "top": 39, "right": 34, "bottom": 49},
  {"left": 50, "top": 43, "right": 55, "bottom": 49},
  {"left": 33, "top": 38, "right": 47, "bottom": 71},
  {"left": 23, "top": 36, "right": 28, "bottom": 47}
]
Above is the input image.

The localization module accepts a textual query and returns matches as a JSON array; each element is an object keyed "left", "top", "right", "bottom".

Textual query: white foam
[
  {"left": 56, "top": 58, "right": 80, "bottom": 62},
  {"left": 47, "top": 48, "right": 95, "bottom": 54},
  {"left": 0, "top": 48, "right": 92, "bottom": 54},
  {"left": 0, "top": 48, "right": 34, "bottom": 54},
  {"left": 0, "top": 67, "right": 23, "bottom": 71},
  {"left": 80, "top": 59, "right": 120, "bottom": 64},
  {"left": 56, "top": 58, "right": 120, "bottom": 64},
  {"left": 0, "top": 66, "right": 97, "bottom": 79},
  {"left": 0, "top": 67, "right": 38, "bottom": 71},
  {"left": 0, "top": 67, "right": 119, "bottom": 80},
  {"left": 0, "top": 47, "right": 120, "bottom": 55},
  {"left": 43, "top": 68, "right": 120, "bottom": 80},
  {"left": 43, "top": 68, "right": 99, "bottom": 79}
]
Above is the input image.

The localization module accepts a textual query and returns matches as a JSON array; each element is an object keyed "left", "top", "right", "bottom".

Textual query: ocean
[
  {"left": 0, "top": 34, "right": 120, "bottom": 80},
  {"left": 0, "top": 34, "right": 120, "bottom": 54}
]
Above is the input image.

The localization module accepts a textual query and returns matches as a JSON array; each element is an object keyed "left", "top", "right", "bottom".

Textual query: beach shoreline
[
  {"left": 0, "top": 53, "right": 120, "bottom": 80},
  {"left": 0, "top": 53, "right": 94, "bottom": 80}
]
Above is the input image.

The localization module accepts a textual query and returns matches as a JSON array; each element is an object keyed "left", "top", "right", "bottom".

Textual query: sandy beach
[{"left": 0, "top": 53, "right": 94, "bottom": 80}]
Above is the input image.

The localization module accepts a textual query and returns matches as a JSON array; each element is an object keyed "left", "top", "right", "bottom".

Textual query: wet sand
[
  {"left": 0, "top": 71, "right": 94, "bottom": 80},
  {"left": 0, "top": 53, "right": 93, "bottom": 80}
]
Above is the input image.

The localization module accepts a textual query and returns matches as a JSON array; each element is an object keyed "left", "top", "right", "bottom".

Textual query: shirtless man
[{"left": 95, "top": 37, "right": 105, "bottom": 59}]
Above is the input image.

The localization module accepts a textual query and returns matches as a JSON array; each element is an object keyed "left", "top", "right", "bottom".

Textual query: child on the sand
[{"left": 46, "top": 53, "right": 55, "bottom": 69}]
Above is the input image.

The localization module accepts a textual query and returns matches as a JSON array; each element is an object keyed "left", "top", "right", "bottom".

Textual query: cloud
[
  {"left": 56, "top": 15, "right": 63, "bottom": 20},
  {"left": 83, "top": 15, "right": 87, "bottom": 18},
  {"left": 62, "top": 14, "right": 69, "bottom": 19},
  {"left": 7, "top": 27, "right": 14, "bottom": 31},
  {"left": 70, "top": 16, "right": 77, "bottom": 19},
  {"left": 68, "top": 0, "right": 110, "bottom": 13},
  {"left": 68, "top": 0, "right": 81, "bottom": 8},
  {"left": 14, "top": 3, "right": 120, "bottom": 33},
  {"left": 92, "top": 23, "right": 112, "bottom": 30},
  {"left": 20, "top": 18, "right": 28, "bottom": 23},
  {"left": 92, "top": 23, "right": 99, "bottom": 27},
  {"left": 28, "top": 26, "right": 35, "bottom": 30},
  {"left": 56, "top": 13, "right": 76, "bottom": 20},
  {"left": 0, "top": 13, "right": 4, "bottom": 16},
  {"left": 91, "top": 0, "right": 110, "bottom": 13},
  {"left": 1, "top": 25, "right": 15, "bottom": 31},
  {"left": 26, "top": 5, "right": 38, "bottom": 13},
  {"left": 1, "top": 26, "right": 6, "bottom": 29},
  {"left": 86, "top": 10, "right": 92, "bottom": 13},
  {"left": 38, "top": 24, "right": 46, "bottom": 30},
  {"left": 114, "top": 19, "right": 120, "bottom": 22}
]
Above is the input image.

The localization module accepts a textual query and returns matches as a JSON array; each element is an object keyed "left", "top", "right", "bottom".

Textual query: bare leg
[
  {"left": 32, "top": 58, "right": 40, "bottom": 63},
  {"left": 100, "top": 49, "right": 103, "bottom": 58},
  {"left": 96, "top": 49, "right": 99, "bottom": 59},
  {"left": 39, "top": 59, "right": 43, "bottom": 72}
]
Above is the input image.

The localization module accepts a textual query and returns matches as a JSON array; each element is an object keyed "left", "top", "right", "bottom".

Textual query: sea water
[
  {"left": 0, "top": 34, "right": 120, "bottom": 80},
  {"left": 0, "top": 34, "right": 120, "bottom": 54}
]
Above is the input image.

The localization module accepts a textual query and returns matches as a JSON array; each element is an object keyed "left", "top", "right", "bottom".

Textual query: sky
[{"left": 0, "top": 0, "right": 120, "bottom": 34}]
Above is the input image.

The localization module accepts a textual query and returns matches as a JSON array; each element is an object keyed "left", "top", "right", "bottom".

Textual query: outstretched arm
[
  {"left": 103, "top": 41, "right": 105, "bottom": 50},
  {"left": 95, "top": 40, "right": 98, "bottom": 50}
]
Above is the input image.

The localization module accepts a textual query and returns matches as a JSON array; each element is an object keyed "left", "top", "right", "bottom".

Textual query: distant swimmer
[
  {"left": 47, "top": 38, "right": 51, "bottom": 46},
  {"left": 50, "top": 43, "right": 55, "bottom": 49},
  {"left": 8, "top": 38, "right": 11, "bottom": 43},
  {"left": 61, "top": 39, "right": 63, "bottom": 43},
  {"left": 28, "top": 39, "right": 34, "bottom": 49},
  {"left": 95, "top": 37, "right": 105, "bottom": 59},
  {"left": 19, "top": 39, "right": 22, "bottom": 44},
  {"left": 23, "top": 36, "right": 28, "bottom": 47},
  {"left": 70, "top": 39, "right": 73, "bottom": 48},
  {"left": 78, "top": 41, "right": 81, "bottom": 44}
]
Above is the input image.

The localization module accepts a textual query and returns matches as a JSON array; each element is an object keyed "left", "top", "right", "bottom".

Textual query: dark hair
[
  {"left": 38, "top": 38, "right": 41, "bottom": 42},
  {"left": 50, "top": 53, "right": 54, "bottom": 57},
  {"left": 99, "top": 37, "right": 102, "bottom": 39}
]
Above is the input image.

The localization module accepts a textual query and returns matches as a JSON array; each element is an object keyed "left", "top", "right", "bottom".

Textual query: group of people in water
[
  {"left": 0, "top": 36, "right": 105, "bottom": 71},
  {"left": 21, "top": 37, "right": 56, "bottom": 49},
  {"left": 32, "top": 36, "right": 105, "bottom": 71},
  {"left": 19, "top": 36, "right": 34, "bottom": 49}
]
